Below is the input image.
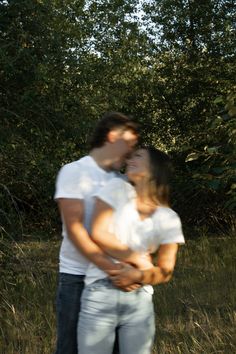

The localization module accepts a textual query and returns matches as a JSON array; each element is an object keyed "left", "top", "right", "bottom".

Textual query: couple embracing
[{"left": 54, "top": 112, "right": 185, "bottom": 354}]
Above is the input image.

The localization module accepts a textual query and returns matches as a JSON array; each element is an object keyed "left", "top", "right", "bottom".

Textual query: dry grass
[{"left": 0, "top": 235, "right": 235, "bottom": 353}]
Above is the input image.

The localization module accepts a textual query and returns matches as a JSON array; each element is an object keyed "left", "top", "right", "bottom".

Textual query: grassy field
[{"left": 0, "top": 235, "right": 235, "bottom": 354}]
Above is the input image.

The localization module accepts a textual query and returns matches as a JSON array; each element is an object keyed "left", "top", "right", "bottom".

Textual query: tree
[{"left": 0, "top": 0, "right": 235, "bottom": 236}]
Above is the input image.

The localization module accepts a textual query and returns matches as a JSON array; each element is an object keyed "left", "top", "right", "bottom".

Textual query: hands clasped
[{"left": 107, "top": 263, "right": 142, "bottom": 292}]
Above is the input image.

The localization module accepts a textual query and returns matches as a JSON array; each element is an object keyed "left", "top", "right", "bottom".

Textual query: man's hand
[
  {"left": 108, "top": 265, "right": 143, "bottom": 288},
  {"left": 115, "top": 283, "right": 141, "bottom": 292}
]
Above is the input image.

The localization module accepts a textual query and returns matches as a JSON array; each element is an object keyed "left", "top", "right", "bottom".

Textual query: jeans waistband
[{"left": 90, "top": 277, "right": 114, "bottom": 287}]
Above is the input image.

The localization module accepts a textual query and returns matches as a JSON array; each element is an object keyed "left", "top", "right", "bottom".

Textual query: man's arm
[
  {"left": 57, "top": 198, "right": 141, "bottom": 291},
  {"left": 108, "top": 243, "right": 179, "bottom": 287},
  {"left": 57, "top": 198, "right": 119, "bottom": 272}
]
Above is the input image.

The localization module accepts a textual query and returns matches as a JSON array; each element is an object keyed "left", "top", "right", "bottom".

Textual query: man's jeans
[
  {"left": 55, "top": 273, "right": 85, "bottom": 354},
  {"left": 78, "top": 279, "right": 155, "bottom": 354}
]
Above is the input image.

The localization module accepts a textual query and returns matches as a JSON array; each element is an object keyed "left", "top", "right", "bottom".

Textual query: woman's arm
[
  {"left": 108, "top": 243, "right": 179, "bottom": 286},
  {"left": 91, "top": 198, "right": 151, "bottom": 268}
]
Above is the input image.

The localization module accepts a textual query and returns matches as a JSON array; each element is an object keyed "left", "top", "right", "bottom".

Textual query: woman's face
[{"left": 126, "top": 148, "right": 151, "bottom": 181}]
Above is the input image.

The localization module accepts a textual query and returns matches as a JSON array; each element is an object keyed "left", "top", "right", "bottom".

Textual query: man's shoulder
[
  {"left": 70, "top": 155, "right": 91, "bottom": 165},
  {"left": 103, "top": 178, "right": 134, "bottom": 201},
  {"left": 55, "top": 155, "right": 97, "bottom": 199},
  {"left": 106, "top": 176, "right": 128, "bottom": 187},
  {"left": 113, "top": 172, "right": 127, "bottom": 181},
  {"left": 60, "top": 155, "right": 93, "bottom": 171}
]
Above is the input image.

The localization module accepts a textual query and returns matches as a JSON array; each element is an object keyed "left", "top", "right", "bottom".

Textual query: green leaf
[
  {"left": 207, "top": 179, "right": 220, "bottom": 190},
  {"left": 207, "top": 147, "right": 219, "bottom": 154},
  {"left": 214, "top": 96, "right": 223, "bottom": 104},
  {"left": 212, "top": 167, "right": 225, "bottom": 174},
  {"left": 185, "top": 152, "right": 200, "bottom": 162},
  {"left": 224, "top": 198, "right": 236, "bottom": 211}
]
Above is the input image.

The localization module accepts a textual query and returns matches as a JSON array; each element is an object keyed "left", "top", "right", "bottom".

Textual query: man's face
[{"left": 110, "top": 129, "right": 138, "bottom": 170}]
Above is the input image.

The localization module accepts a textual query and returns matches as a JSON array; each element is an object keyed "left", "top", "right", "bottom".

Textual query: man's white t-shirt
[
  {"left": 85, "top": 178, "right": 185, "bottom": 289},
  {"left": 54, "top": 156, "right": 118, "bottom": 275}
]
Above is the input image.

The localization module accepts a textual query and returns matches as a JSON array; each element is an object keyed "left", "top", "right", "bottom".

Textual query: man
[{"left": 54, "top": 112, "right": 139, "bottom": 354}]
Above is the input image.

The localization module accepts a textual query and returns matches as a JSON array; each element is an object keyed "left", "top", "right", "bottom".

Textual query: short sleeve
[
  {"left": 94, "top": 178, "right": 129, "bottom": 209},
  {"left": 54, "top": 162, "right": 92, "bottom": 200},
  {"left": 154, "top": 208, "right": 185, "bottom": 245}
]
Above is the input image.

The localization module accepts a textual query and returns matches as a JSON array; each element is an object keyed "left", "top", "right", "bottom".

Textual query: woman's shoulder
[
  {"left": 153, "top": 207, "right": 184, "bottom": 244},
  {"left": 153, "top": 206, "right": 181, "bottom": 224}
]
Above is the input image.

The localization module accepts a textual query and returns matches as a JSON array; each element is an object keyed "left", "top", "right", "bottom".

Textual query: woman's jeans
[
  {"left": 55, "top": 273, "right": 85, "bottom": 354},
  {"left": 78, "top": 278, "right": 155, "bottom": 354}
]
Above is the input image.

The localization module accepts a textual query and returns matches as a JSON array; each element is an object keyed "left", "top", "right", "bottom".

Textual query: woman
[{"left": 78, "top": 146, "right": 185, "bottom": 354}]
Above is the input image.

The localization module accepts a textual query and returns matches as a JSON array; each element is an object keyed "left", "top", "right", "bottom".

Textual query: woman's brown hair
[{"left": 145, "top": 146, "right": 172, "bottom": 206}]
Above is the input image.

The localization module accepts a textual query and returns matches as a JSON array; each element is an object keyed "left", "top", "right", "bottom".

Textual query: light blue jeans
[{"left": 77, "top": 278, "right": 155, "bottom": 354}]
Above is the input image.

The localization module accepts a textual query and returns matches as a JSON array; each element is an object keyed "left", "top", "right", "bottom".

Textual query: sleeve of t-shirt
[
  {"left": 94, "top": 178, "right": 127, "bottom": 209},
  {"left": 154, "top": 208, "right": 185, "bottom": 246},
  {"left": 54, "top": 163, "right": 87, "bottom": 200}
]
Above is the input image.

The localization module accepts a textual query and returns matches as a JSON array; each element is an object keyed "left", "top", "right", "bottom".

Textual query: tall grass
[
  {"left": 0, "top": 235, "right": 235, "bottom": 353},
  {"left": 0, "top": 237, "right": 58, "bottom": 354},
  {"left": 153, "top": 237, "right": 236, "bottom": 353}
]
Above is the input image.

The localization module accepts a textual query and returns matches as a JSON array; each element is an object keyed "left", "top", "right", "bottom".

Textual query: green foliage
[
  {"left": 185, "top": 91, "right": 236, "bottom": 212},
  {"left": 138, "top": 0, "right": 236, "bottom": 232},
  {"left": 0, "top": 0, "right": 235, "bottom": 236}
]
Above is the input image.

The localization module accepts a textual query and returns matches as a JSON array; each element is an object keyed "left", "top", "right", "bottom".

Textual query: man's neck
[{"left": 90, "top": 148, "right": 114, "bottom": 171}]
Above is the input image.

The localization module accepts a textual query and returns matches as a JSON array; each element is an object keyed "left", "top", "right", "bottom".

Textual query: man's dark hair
[{"left": 89, "top": 112, "right": 139, "bottom": 149}]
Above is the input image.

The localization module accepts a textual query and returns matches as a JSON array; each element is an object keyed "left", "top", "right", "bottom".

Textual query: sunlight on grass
[{"left": 0, "top": 236, "right": 235, "bottom": 353}]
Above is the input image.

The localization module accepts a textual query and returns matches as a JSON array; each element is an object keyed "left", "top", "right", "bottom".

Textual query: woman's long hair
[{"left": 145, "top": 146, "right": 172, "bottom": 206}]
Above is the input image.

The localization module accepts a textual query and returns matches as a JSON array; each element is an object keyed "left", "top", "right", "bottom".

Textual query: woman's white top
[{"left": 85, "top": 178, "right": 185, "bottom": 292}]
